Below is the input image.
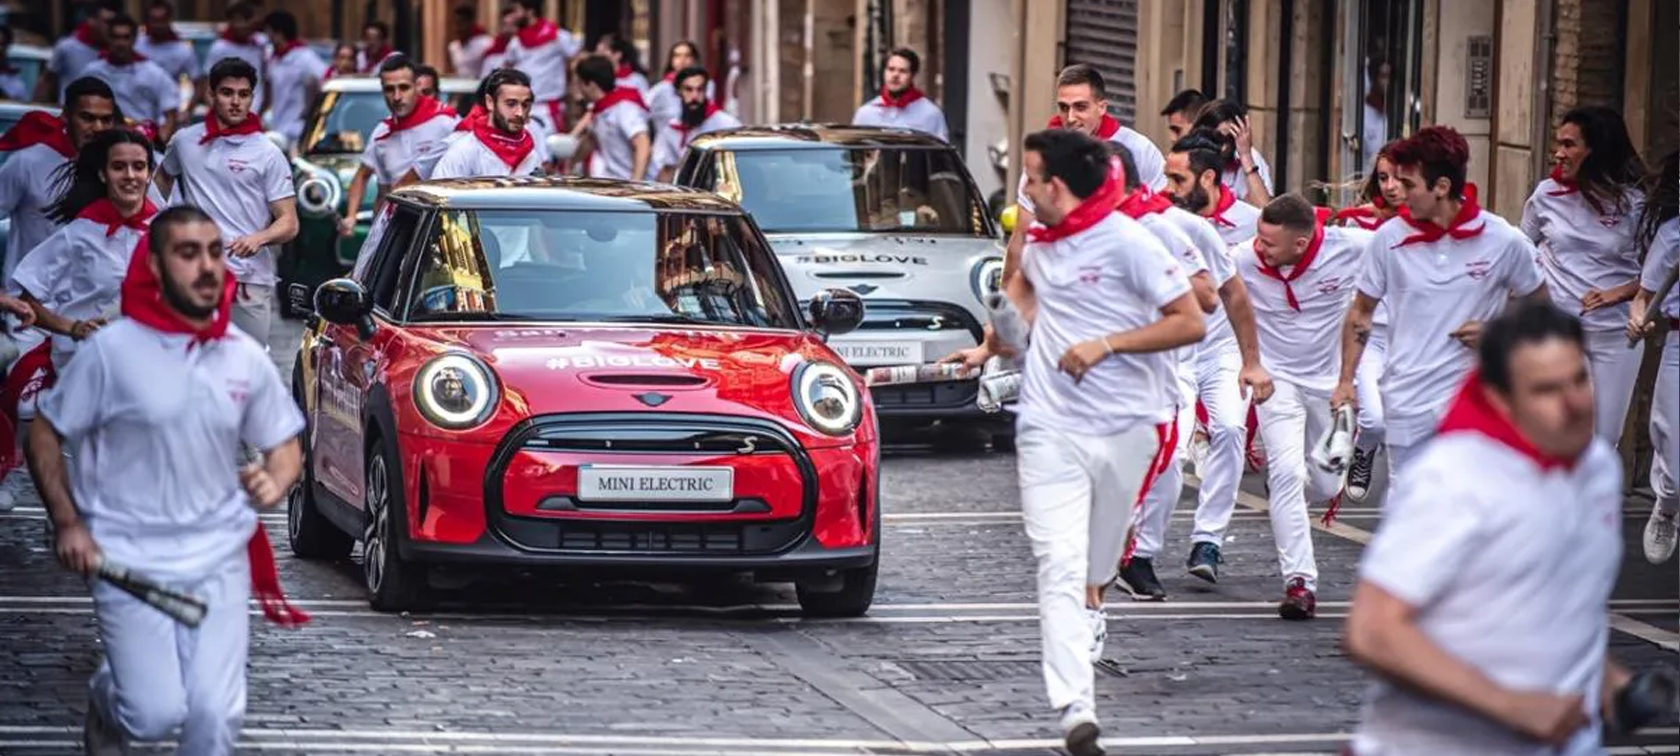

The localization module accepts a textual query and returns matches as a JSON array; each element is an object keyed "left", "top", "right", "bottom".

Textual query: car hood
[
  {"left": 765, "top": 232, "right": 1002, "bottom": 304},
  {"left": 403, "top": 325, "right": 873, "bottom": 447}
]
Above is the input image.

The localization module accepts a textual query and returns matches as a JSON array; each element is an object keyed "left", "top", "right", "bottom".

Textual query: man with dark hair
[
  {"left": 503, "top": 0, "right": 584, "bottom": 134},
  {"left": 1160, "top": 88, "right": 1207, "bottom": 141},
  {"left": 137, "top": 1, "right": 200, "bottom": 94},
  {"left": 262, "top": 9, "right": 327, "bottom": 150},
  {"left": 1189, "top": 99, "right": 1274, "bottom": 204},
  {"left": 574, "top": 53, "right": 651, "bottom": 181},
  {"left": 27, "top": 203, "right": 307, "bottom": 756},
  {"left": 79, "top": 13, "right": 180, "bottom": 142},
  {"left": 0, "top": 26, "right": 25, "bottom": 101},
  {"left": 651, "top": 64, "right": 740, "bottom": 182},
  {"left": 851, "top": 47, "right": 948, "bottom": 142},
  {"left": 1006, "top": 127, "right": 1203, "bottom": 755},
  {"left": 200, "top": 2, "right": 268, "bottom": 113},
  {"left": 0, "top": 77, "right": 120, "bottom": 284},
  {"left": 1344, "top": 299, "right": 1661, "bottom": 754},
  {"left": 1227, "top": 193, "right": 1374, "bottom": 619},
  {"left": 358, "top": 20, "right": 398, "bottom": 73},
  {"left": 430, "top": 67, "right": 544, "bottom": 178},
  {"left": 157, "top": 57, "right": 297, "bottom": 348},
  {"left": 1164, "top": 128, "right": 1260, "bottom": 247},
  {"left": 448, "top": 4, "right": 495, "bottom": 79},
  {"left": 36, "top": 0, "right": 119, "bottom": 103},
  {"left": 414, "top": 63, "right": 440, "bottom": 99},
  {"left": 340, "top": 55, "right": 457, "bottom": 235},
  {"left": 1333, "top": 125, "right": 1548, "bottom": 495}
]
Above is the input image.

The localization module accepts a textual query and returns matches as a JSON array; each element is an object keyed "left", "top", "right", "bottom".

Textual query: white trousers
[
  {"left": 1383, "top": 439, "right": 1429, "bottom": 509},
  {"left": 1134, "top": 362, "right": 1196, "bottom": 560},
  {"left": 90, "top": 550, "right": 250, "bottom": 755},
  {"left": 1354, "top": 325, "right": 1388, "bottom": 452},
  {"left": 1017, "top": 419, "right": 1162, "bottom": 712},
  {"left": 1189, "top": 344, "right": 1247, "bottom": 546},
  {"left": 1253, "top": 379, "right": 1331, "bottom": 590},
  {"left": 231, "top": 283, "right": 274, "bottom": 351},
  {"left": 1652, "top": 332, "right": 1678, "bottom": 517},
  {"left": 1584, "top": 327, "right": 1645, "bottom": 444}
]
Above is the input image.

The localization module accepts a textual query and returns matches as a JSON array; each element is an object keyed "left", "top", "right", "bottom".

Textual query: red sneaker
[{"left": 1278, "top": 577, "right": 1316, "bottom": 621}]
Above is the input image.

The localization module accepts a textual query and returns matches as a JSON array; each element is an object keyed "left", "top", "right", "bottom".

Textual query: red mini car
[{"left": 286, "top": 178, "right": 881, "bottom": 616}]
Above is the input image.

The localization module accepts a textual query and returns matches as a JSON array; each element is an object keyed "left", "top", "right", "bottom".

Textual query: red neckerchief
[
  {"left": 73, "top": 22, "right": 101, "bottom": 48},
  {"left": 0, "top": 111, "right": 74, "bottom": 158},
  {"left": 219, "top": 27, "right": 256, "bottom": 45},
  {"left": 1394, "top": 186, "right": 1485, "bottom": 247},
  {"left": 77, "top": 197, "right": 157, "bottom": 237},
  {"left": 199, "top": 112, "right": 265, "bottom": 144},
  {"left": 516, "top": 18, "right": 560, "bottom": 48},
  {"left": 144, "top": 24, "right": 180, "bottom": 43},
  {"left": 360, "top": 45, "right": 394, "bottom": 72},
  {"left": 98, "top": 49, "right": 149, "bottom": 63},
  {"left": 614, "top": 63, "right": 634, "bottom": 79},
  {"left": 1332, "top": 204, "right": 1387, "bottom": 230},
  {"left": 879, "top": 87, "right": 925, "bottom": 108},
  {"left": 1027, "top": 156, "right": 1126, "bottom": 243},
  {"left": 1047, "top": 113, "right": 1121, "bottom": 140},
  {"left": 1116, "top": 186, "right": 1171, "bottom": 219},
  {"left": 377, "top": 96, "right": 453, "bottom": 139},
  {"left": 671, "top": 102, "right": 723, "bottom": 147},
  {"left": 1206, "top": 183, "right": 1239, "bottom": 227},
  {"left": 454, "top": 104, "right": 486, "bottom": 132},
  {"left": 1546, "top": 164, "right": 1577, "bottom": 196},
  {"left": 662, "top": 71, "right": 676, "bottom": 84},
  {"left": 270, "top": 38, "right": 305, "bottom": 61},
  {"left": 486, "top": 33, "right": 511, "bottom": 56},
  {"left": 591, "top": 86, "right": 649, "bottom": 115},
  {"left": 458, "top": 24, "right": 487, "bottom": 42},
  {"left": 1437, "top": 369, "right": 1579, "bottom": 471},
  {"left": 469, "top": 117, "right": 534, "bottom": 169},
  {"left": 1255, "top": 207, "right": 1333, "bottom": 311}
]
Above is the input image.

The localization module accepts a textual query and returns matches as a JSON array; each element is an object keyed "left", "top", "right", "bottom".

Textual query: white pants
[
  {"left": 1354, "top": 325, "right": 1388, "bottom": 452},
  {"left": 1189, "top": 344, "right": 1247, "bottom": 546},
  {"left": 1017, "top": 419, "right": 1162, "bottom": 712},
  {"left": 1584, "top": 327, "right": 1645, "bottom": 444},
  {"left": 1134, "top": 363, "right": 1196, "bottom": 560},
  {"left": 1253, "top": 379, "right": 1331, "bottom": 590},
  {"left": 1383, "top": 438, "right": 1429, "bottom": 509},
  {"left": 231, "top": 283, "right": 273, "bottom": 350},
  {"left": 1652, "top": 332, "right": 1678, "bottom": 517},
  {"left": 90, "top": 550, "right": 250, "bottom": 754}
]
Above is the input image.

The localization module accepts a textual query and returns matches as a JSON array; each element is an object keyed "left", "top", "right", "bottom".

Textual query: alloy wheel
[{"left": 363, "top": 454, "right": 389, "bottom": 594}]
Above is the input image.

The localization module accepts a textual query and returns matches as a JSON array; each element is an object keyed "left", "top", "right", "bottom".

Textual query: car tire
[
  {"left": 795, "top": 560, "right": 878, "bottom": 618},
  {"left": 362, "top": 432, "right": 432, "bottom": 612},
  {"left": 287, "top": 360, "right": 353, "bottom": 561}
]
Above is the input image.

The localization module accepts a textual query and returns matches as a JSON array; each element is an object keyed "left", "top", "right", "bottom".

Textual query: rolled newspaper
[
  {"left": 1309, "top": 404, "right": 1357, "bottom": 474},
  {"left": 985, "top": 292, "right": 1030, "bottom": 354},
  {"left": 863, "top": 362, "right": 978, "bottom": 386}
]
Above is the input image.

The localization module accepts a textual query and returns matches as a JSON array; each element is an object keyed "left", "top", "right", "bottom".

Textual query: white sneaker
[
  {"left": 0, "top": 488, "right": 15, "bottom": 513},
  {"left": 84, "top": 702, "right": 127, "bottom": 756},
  {"left": 1058, "top": 702, "right": 1104, "bottom": 756},
  {"left": 1087, "top": 607, "right": 1108, "bottom": 658},
  {"left": 1644, "top": 509, "right": 1678, "bottom": 564}
]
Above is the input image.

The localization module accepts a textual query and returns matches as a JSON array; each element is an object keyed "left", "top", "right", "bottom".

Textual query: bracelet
[{"left": 1102, "top": 336, "right": 1115, "bottom": 355}]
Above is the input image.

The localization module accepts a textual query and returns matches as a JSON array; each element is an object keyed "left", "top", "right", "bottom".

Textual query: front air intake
[{"left": 582, "top": 374, "right": 709, "bottom": 387}]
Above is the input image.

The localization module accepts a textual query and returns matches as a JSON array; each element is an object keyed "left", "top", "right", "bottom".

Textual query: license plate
[
  {"left": 576, "top": 466, "right": 735, "bottom": 502},
  {"left": 830, "top": 340, "right": 925, "bottom": 366}
]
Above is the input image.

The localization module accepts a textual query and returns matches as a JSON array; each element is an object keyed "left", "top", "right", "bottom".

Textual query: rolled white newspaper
[
  {"left": 862, "top": 362, "right": 978, "bottom": 386},
  {"left": 985, "top": 292, "right": 1031, "bottom": 354},
  {"left": 1309, "top": 404, "right": 1357, "bottom": 473}
]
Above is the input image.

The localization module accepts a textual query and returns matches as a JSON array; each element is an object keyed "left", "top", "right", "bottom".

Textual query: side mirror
[
  {"left": 807, "top": 288, "right": 865, "bottom": 339},
  {"left": 314, "top": 278, "right": 376, "bottom": 339},
  {"left": 546, "top": 133, "right": 579, "bottom": 161}
]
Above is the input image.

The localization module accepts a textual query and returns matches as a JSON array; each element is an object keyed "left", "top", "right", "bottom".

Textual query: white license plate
[
  {"left": 576, "top": 466, "right": 735, "bottom": 502},
  {"left": 830, "top": 340, "right": 926, "bottom": 366}
]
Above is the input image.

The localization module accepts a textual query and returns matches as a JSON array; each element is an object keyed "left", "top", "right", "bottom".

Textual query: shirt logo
[
  {"left": 1316, "top": 276, "right": 1344, "bottom": 294},
  {"left": 226, "top": 378, "right": 251, "bottom": 404},
  {"left": 1077, "top": 265, "right": 1102, "bottom": 284},
  {"left": 1465, "top": 260, "right": 1493, "bottom": 281},
  {"left": 226, "top": 158, "right": 250, "bottom": 173}
]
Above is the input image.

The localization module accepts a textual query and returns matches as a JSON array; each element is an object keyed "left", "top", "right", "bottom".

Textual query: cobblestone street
[{"left": 0, "top": 318, "right": 1673, "bottom": 755}]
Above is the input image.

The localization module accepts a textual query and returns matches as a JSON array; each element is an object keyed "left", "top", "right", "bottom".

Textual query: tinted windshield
[
  {"left": 715, "top": 147, "right": 988, "bottom": 236},
  {"left": 408, "top": 209, "right": 801, "bottom": 328}
]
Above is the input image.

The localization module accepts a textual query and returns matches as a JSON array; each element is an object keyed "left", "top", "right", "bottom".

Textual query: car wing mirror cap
[
  {"left": 808, "top": 288, "right": 865, "bottom": 338},
  {"left": 314, "top": 278, "right": 377, "bottom": 339}
]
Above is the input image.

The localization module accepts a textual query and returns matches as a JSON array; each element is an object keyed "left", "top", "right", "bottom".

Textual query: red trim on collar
[{"left": 879, "top": 87, "right": 925, "bottom": 108}]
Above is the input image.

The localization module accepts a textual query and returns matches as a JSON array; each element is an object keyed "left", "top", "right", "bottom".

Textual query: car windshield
[
  {"left": 715, "top": 147, "right": 988, "bottom": 236},
  {"left": 4, "top": 55, "right": 42, "bottom": 97},
  {"left": 408, "top": 208, "right": 801, "bottom": 328},
  {"left": 300, "top": 90, "right": 395, "bottom": 155}
]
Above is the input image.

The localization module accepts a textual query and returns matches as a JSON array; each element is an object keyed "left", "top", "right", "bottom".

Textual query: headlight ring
[
  {"left": 295, "top": 163, "right": 343, "bottom": 217},
  {"left": 412, "top": 352, "right": 499, "bottom": 429},
  {"left": 792, "top": 361, "right": 862, "bottom": 436},
  {"left": 971, "top": 257, "right": 1005, "bottom": 302}
]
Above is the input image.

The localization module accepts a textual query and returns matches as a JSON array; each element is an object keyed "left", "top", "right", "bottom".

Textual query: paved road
[{"left": 0, "top": 316, "right": 1674, "bottom": 755}]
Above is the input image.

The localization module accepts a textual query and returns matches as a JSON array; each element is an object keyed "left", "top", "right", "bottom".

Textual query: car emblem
[
  {"left": 849, "top": 284, "right": 878, "bottom": 295},
  {"left": 737, "top": 436, "right": 758, "bottom": 454},
  {"left": 633, "top": 392, "right": 671, "bottom": 407}
]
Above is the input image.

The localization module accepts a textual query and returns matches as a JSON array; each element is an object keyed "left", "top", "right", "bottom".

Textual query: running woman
[{"left": 1631, "top": 151, "right": 1678, "bottom": 564}]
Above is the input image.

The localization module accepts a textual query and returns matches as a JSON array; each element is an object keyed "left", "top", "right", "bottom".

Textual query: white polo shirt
[
  {"left": 47, "top": 31, "right": 103, "bottom": 100},
  {"left": 1356, "top": 209, "right": 1546, "bottom": 445},
  {"left": 38, "top": 318, "right": 305, "bottom": 582},
  {"left": 1235, "top": 225, "right": 1374, "bottom": 391},
  {"left": 1162, "top": 204, "right": 1240, "bottom": 356},
  {"left": 204, "top": 37, "right": 268, "bottom": 111},
  {"left": 160, "top": 123, "right": 295, "bottom": 286},
  {"left": 1016, "top": 213, "right": 1191, "bottom": 435},
  {"left": 651, "top": 109, "right": 741, "bottom": 177},
  {"left": 1354, "top": 423, "right": 1622, "bottom": 756},
  {"left": 430, "top": 128, "right": 546, "bottom": 179},
  {"left": 1221, "top": 149, "right": 1273, "bottom": 202},
  {"left": 504, "top": 20, "right": 583, "bottom": 106},
  {"left": 135, "top": 33, "right": 201, "bottom": 83},
  {"left": 1204, "top": 187, "right": 1261, "bottom": 248},
  {"left": 0, "top": 143, "right": 73, "bottom": 285},
  {"left": 589, "top": 97, "right": 651, "bottom": 181},
  {"left": 416, "top": 120, "right": 550, "bottom": 180},
  {"left": 266, "top": 45, "right": 329, "bottom": 144},
  {"left": 852, "top": 91, "right": 949, "bottom": 142},
  {"left": 80, "top": 57, "right": 181, "bottom": 126},
  {"left": 1644, "top": 218, "right": 1679, "bottom": 321},
  {"left": 1137, "top": 207, "right": 1212, "bottom": 396},
  {"left": 363, "top": 108, "right": 460, "bottom": 187},
  {"left": 9, "top": 214, "right": 152, "bottom": 369},
  {"left": 449, "top": 33, "right": 495, "bottom": 80},
  {"left": 1014, "top": 122, "right": 1167, "bottom": 213},
  {"left": 647, "top": 77, "right": 717, "bottom": 132},
  {"left": 1521, "top": 179, "right": 1644, "bottom": 332}
]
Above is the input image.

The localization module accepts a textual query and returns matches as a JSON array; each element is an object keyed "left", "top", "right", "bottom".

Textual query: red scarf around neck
[
  {"left": 1027, "top": 156, "right": 1126, "bottom": 243},
  {"left": 200, "top": 112, "right": 265, "bottom": 144},
  {"left": 1394, "top": 185, "right": 1485, "bottom": 247},
  {"left": 614, "top": 63, "right": 635, "bottom": 80},
  {"left": 1546, "top": 164, "right": 1578, "bottom": 196},
  {"left": 455, "top": 104, "right": 486, "bottom": 132},
  {"left": 486, "top": 34, "right": 511, "bottom": 56},
  {"left": 73, "top": 21, "right": 102, "bottom": 48},
  {"left": 78, "top": 197, "right": 157, "bottom": 237},
  {"left": 591, "top": 86, "right": 649, "bottom": 115},
  {"left": 1437, "top": 369, "right": 1579, "bottom": 471},
  {"left": 1332, "top": 204, "right": 1388, "bottom": 230},
  {"left": 1255, "top": 207, "right": 1332, "bottom": 311},
  {"left": 270, "top": 38, "right": 305, "bottom": 60},
  {"left": 0, "top": 111, "right": 74, "bottom": 158},
  {"left": 377, "top": 96, "right": 453, "bottom": 139},
  {"left": 1117, "top": 186, "right": 1172, "bottom": 219},
  {"left": 879, "top": 87, "right": 925, "bottom": 108},
  {"left": 1046, "top": 113, "right": 1121, "bottom": 140},
  {"left": 672, "top": 102, "right": 723, "bottom": 146},
  {"left": 662, "top": 70, "right": 677, "bottom": 84},
  {"left": 1205, "top": 183, "right": 1239, "bottom": 227},
  {"left": 469, "top": 117, "right": 534, "bottom": 169},
  {"left": 517, "top": 18, "right": 560, "bottom": 48},
  {"left": 459, "top": 24, "right": 487, "bottom": 42},
  {"left": 360, "top": 45, "right": 394, "bottom": 72},
  {"left": 219, "top": 27, "right": 256, "bottom": 45}
]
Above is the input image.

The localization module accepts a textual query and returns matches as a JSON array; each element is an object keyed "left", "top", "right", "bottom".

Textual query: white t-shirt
[
  {"left": 1356, "top": 210, "right": 1546, "bottom": 444},
  {"left": 504, "top": 22, "right": 583, "bottom": 104},
  {"left": 1354, "top": 431, "right": 1622, "bottom": 756},
  {"left": 1205, "top": 188, "right": 1261, "bottom": 248},
  {"left": 266, "top": 46, "right": 329, "bottom": 144},
  {"left": 449, "top": 34, "right": 496, "bottom": 80},
  {"left": 1235, "top": 225, "right": 1374, "bottom": 390},
  {"left": 651, "top": 109, "right": 741, "bottom": 177},
  {"left": 852, "top": 94, "right": 949, "bottom": 142},
  {"left": 80, "top": 58, "right": 181, "bottom": 125},
  {"left": 160, "top": 123, "right": 296, "bottom": 286},
  {"left": 1161, "top": 204, "right": 1240, "bottom": 356},
  {"left": 38, "top": 318, "right": 305, "bottom": 582},
  {"left": 0, "top": 143, "right": 72, "bottom": 285},
  {"left": 1220, "top": 148, "right": 1274, "bottom": 203},
  {"left": 589, "top": 99, "right": 651, "bottom": 181},
  {"left": 1016, "top": 213, "right": 1191, "bottom": 435},
  {"left": 416, "top": 122, "right": 550, "bottom": 180},
  {"left": 1521, "top": 179, "right": 1644, "bottom": 332},
  {"left": 1137, "top": 209, "right": 1212, "bottom": 391},
  {"left": 10, "top": 214, "right": 152, "bottom": 368},
  {"left": 362, "top": 110, "right": 460, "bottom": 187},
  {"left": 47, "top": 33, "right": 103, "bottom": 100},
  {"left": 617, "top": 71, "right": 651, "bottom": 95},
  {"left": 430, "top": 129, "right": 546, "bottom": 179},
  {"left": 1643, "top": 217, "right": 1679, "bottom": 321},
  {"left": 204, "top": 37, "right": 269, "bottom": 111},
  {"left": 1015, "top": 124, "right": 1167, "bottom": 215},
  {"left": 135, "top": 34, "right": 201, "bottom": 83}
]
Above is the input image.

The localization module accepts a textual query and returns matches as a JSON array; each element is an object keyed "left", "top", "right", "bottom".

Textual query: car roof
[
  {"left": 686, "top": 123, "right": 954, "bottom": 151},
  {"left": 393, "top": 177, "right": 749, "bottom": 213},
  {"left": 7, "top": 44, "right": 49, "bottom": 61},
  {"left": 322, "top": 76, "right": 480, "bottom": 94}
]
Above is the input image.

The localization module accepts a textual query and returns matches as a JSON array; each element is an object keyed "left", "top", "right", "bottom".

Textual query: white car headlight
[
  {"left": 793, "top": 361, "right": 862, "bottom": 436},
  {"left": 413, "top": 353, "right": 498, "bottom": 429},
  {"left": 971, "top": 257, "right": 1004, "bottom": 302},
  {"left": 295, "top": 161, "right": 342, "bottom": 217}
]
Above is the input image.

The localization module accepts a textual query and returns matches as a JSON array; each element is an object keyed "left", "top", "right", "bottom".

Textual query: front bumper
[{"left": 821, "top": 299, "right": 1002, "bottom": 420}]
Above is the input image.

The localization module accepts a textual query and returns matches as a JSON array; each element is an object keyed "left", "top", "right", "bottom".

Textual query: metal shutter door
[{"left": 1062, "top": 0, "right": 1141, "bottom": 124}]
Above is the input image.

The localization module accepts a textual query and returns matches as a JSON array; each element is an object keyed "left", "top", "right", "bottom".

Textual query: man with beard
[
  {"left": 430, "top": 68, "right": 545, "bottom": 179},
  {"left": 573, "top": 54, "right": 651, "bottom": 181},
  {"left": 36, "top": 0, "right": 117, "bottom": 104},
  {"left": 261, "top": 10, "right": 328, "bottom": 152},
  {"left": 851, "top": 48, "right": 948, "bottom": 142},
  {"left": 27, "top": 205, "right": 308, "bottom": 756},
  {"left": 503, "top": 0, "right": 584, "bottom": 135},
  {"left": 1164, "top": 129, "right": 1261, "bottom": 247},
  {"left": 340, "top": 56, "right": 458, "bottom": 237},
  {"left": 0, "top": 77, "right": 119, "bottom": 283},
  {"left": 79, "top": 13, "right": 180, "bottom": 143},
  {"left": 652, "top": 65, "right": 741, "bottom": 182}
]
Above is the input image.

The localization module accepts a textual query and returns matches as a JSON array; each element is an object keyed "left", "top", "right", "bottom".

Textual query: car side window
[
  {"left": 349, "top": 202, "right": 397, "bottom": 282},
  {"left": 367, "top": 205, "right": 424, "bottom": 313}
]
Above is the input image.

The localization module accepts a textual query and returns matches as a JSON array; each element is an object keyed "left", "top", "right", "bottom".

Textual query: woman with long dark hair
[
  {"left": 647, "top": 39, "right": 708, "bottom": 131},
  {"left": 595, "top": 32, "right": 650, "bottom": 94},
  {"left": 1630, "top": 151, "right": 1678, "bottom": 563},
  {"left": 1521, "top": 105, "right": 1648, "bottom": 443}
]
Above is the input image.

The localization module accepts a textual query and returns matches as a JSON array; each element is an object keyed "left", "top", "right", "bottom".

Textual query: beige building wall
[{"left": 1432, "top": 0, "right": 1496, "bottom": 205}]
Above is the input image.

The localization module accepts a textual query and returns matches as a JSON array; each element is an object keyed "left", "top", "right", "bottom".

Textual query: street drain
[{"left": 893, "top": 659, "right": 1040, "bottom": 681}]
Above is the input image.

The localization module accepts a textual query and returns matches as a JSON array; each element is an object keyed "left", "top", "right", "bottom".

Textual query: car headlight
[
  {"left": 792, "top": 361, "right": 862, "bottom": 436},
  {"left": 412, "top": 353, "right": 498, "bottom": 429},
  {"left": 970, "top": 257, "right": 1004, "bottom": 302},
  {"left": 295, "top": 161, "right": 342, "bottom": 217}
]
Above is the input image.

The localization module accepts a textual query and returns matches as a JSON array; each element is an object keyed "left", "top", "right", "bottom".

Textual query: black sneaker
[
  {"left": 1346, "top": 446, "right": 1376, "bottom": 503},
  {"left": 1186, "top": 541, "right": 1220, "bottom": 583},
  {"left": 1117, "top": 557, "right": 1166, "bottom": 601}
]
